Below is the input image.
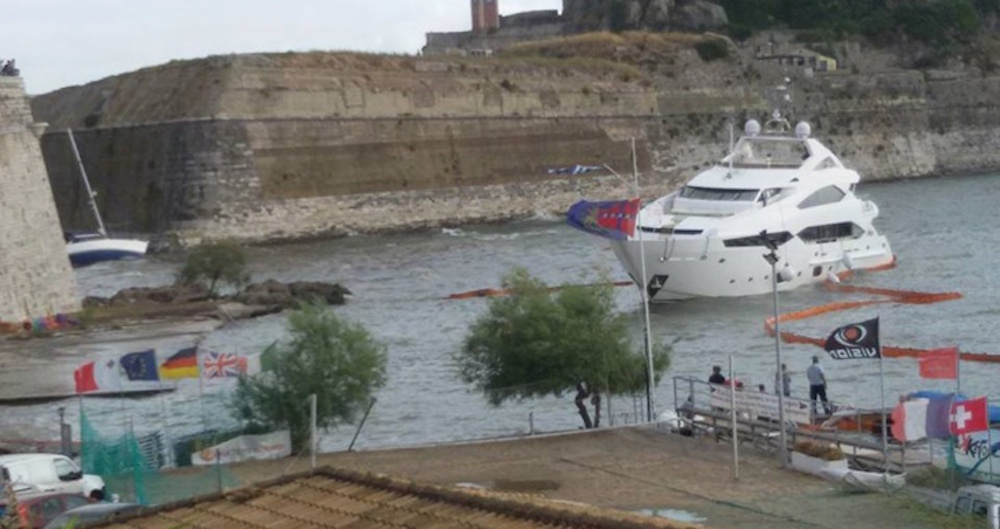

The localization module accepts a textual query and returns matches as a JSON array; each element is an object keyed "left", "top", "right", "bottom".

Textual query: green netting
[
  {"left": 79, "top": 409, "right": 241, "bottom": 506},
  {"left": 80, "top": 409, "right": 149, "bottom": 504}
]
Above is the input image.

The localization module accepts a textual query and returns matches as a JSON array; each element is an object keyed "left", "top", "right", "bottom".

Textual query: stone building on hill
[{"left": 423, "top": 0, "right": 728, "bottom": 56}]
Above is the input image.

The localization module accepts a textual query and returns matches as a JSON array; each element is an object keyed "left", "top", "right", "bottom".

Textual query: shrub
[
  {"left": 695, "top": 39, "right": 730, "bottom": 62},
  {"left": 176, "top": 240, "right": 251, "bottom": 296}
]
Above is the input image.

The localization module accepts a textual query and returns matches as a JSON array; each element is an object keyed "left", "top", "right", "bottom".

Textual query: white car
[{"left": 0, "top": 454, "right": 106, "bottom": 500}]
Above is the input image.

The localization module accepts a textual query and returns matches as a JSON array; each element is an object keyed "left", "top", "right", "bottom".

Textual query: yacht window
[
  {"left": 723, "top": 231, "right": 794, "bottom": 247},
  {"left": 730, "top": 138, "right": 809, "bottom": 168},
  {"left": 797, "top": 186, "right": 845, "bottom": 209},
  {"left": 757, "top": 188, "right": 782, "bottom": 205},
  {"left": 798, "top": 223, "right": 863, "bottom": 242},
  {"left": 680, "top": 186, "right": 759, "bottom": 201}
]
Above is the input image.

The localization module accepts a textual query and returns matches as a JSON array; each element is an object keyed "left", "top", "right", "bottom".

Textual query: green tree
[
  {"left": 231, "top": 304, "right": 388, "bottom": 451},
  {"left": 176, "top": 241, "right": 251, "bottom": 296},
  {"left": 455, "top": 268, "right": 670, "bottom": 429}
]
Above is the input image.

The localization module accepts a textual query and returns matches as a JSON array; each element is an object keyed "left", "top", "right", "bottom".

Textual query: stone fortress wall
[
  {"left": 0, "top": 77, "right": 78, "bottom": 320},
  {"left": 27, "top": 35, "right": 1000, "bottom": 247}
]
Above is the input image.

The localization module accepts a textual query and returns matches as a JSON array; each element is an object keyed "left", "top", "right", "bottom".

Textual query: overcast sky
[{"left": 6, "top": 0, "right": 562, "bottom": 95}]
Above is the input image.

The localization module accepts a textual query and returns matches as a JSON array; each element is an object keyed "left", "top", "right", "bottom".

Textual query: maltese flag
[{"left": 951, "top": 396, "right": 990, "bottom": 436}]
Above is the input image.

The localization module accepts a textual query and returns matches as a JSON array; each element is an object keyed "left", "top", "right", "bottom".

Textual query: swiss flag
[
  {"left": 950, "top": 396, "right": 990, "bottom": 436},
  {"left": 919, "top": 347, "right": 958, "bottom": 380}
]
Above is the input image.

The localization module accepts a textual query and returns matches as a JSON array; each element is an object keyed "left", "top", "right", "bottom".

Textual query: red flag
[
  {"left": 74, "top": 362, "right": 98, "bottom": 393},
  {"left": 919, "top": 347, "right": 958, "bottom": 380},
  {"left": 950, "top": 396, "right": 990, "bottom": 435}
]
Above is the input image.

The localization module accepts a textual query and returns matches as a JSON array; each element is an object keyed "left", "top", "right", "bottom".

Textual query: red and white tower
[{"left": 471, "top": 0, "right": 500, "bottom": 33}]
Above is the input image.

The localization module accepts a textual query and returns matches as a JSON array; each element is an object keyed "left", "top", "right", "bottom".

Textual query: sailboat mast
[{"left": 67, "top": 128, "right": 107, "bottom": 237}]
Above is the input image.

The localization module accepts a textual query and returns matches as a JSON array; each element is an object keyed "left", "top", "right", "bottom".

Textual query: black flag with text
[{"left": 824, "top": 317, "right": 881, "bottom": 360}]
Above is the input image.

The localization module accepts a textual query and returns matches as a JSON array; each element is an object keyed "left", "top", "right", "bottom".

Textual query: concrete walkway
[{"left": 225, "top": 426, "right": 968, "bottom": 529}]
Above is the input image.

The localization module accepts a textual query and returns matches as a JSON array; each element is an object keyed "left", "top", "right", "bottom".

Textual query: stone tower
[
  {"left": 471, "top": 0, "right": 500, "bottom": 33},
  {"left": 0, "top": 76, "right": 79, "bottom": 321}
]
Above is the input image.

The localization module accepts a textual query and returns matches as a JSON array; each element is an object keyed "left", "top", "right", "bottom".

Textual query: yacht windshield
[
  {"left": 729, "top": 138, "right": 809, "bottom": 168},
  {"left": 680, "top": 186, "right": 759, "bottom": 201}
]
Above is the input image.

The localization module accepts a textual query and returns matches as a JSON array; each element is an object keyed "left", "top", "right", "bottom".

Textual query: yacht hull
[
  {"left": 611, "top": 234, "right": 893, "bottom": 301},
  {"left": 67, "top": 238, "right": 149, "bottom": 268}
]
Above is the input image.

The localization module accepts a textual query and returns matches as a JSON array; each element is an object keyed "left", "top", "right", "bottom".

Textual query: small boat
[
  {"left": 64, "top": 129, "right": 148, "bottom": 267},
  {"left": 609, "top": 102, "right": 894, "bottom": 300},
  {"left": 66, "top": 232, "right": 148, "bottom": 268}
]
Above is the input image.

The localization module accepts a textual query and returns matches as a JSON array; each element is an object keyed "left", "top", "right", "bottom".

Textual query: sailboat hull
[{"left": 67, "top": 238, "right": 148, "bottom": 268}]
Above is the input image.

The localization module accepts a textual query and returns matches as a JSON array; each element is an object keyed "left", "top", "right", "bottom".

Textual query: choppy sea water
[{"left": 5, "top": 173, "right": 1000, "bottom": 454}]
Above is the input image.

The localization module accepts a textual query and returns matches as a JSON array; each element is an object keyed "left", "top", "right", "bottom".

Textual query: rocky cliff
[{"left": 28, "top": 32, "right": 1000, "bottom": 246}]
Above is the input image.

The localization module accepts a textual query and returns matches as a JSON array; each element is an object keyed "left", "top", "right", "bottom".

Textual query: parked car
[
  {"left": 0, "top": 492, "right": 93, "bottom": 528},
  {"left": 953, "top": 484, "right": 1000, "bottom": 528},
  {"left": 0, "top": 454, "right": 106, "bottom": 500},
  {"left": 43, "top": 502, "right": 143, "bottom": 529}
]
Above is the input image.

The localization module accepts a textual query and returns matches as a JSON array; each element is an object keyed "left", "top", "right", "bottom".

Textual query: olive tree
[
  {"left": 176, "top": 241, "right": 251, "bottom": 296},
  {"left": 231, "top": 303, "right": 388, "bottom": 451},
  {"left": 455, "top": 268, "right": 670, "bottom": 429}
]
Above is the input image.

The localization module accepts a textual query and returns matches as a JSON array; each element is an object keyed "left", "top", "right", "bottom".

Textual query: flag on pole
[
  {"left": 919, "top": 347, "right": 959, "bottom": 380},
  {"left": 823, "top": 317, "right": 880, "bottom": 359},
  {"left": 951, "top": 396, "right": 990, "bottom": 436},
  {"left": 890, "top": 394, "right": 954, "bottom": 441},
  {"left": 74, "top": 358, "right": 122, "bottom": 393},
  {"left": 159, "top": 348, "right": 199, "bottom": 379},
  {"left": 119, "top": 350, "right": 160, "bottom": 381},
  {"left": 202, "top": 351, "right": 248, "bottom": 379},
  {"left": 566, "top": 198, "right": 640, "bottom": 241}
]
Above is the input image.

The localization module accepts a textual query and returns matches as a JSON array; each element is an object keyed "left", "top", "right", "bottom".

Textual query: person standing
[
  {"left": 775, "top": 363, "right": 791, "bottom": 397},
  {"left": 708, "top": 365, "right": 725, "bottom": 385},
  {"left": 806, "top": 356, "right": 830, "bottom": 416}
]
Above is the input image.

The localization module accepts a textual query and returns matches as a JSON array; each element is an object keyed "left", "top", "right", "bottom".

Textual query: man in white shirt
[{"left": 806, "top": 356, "right": 831, "bottom": 416}]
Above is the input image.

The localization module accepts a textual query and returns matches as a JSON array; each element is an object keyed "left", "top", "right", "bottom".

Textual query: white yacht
[{"left": 611, "top": 115, "right": 894, "bottom": 301}]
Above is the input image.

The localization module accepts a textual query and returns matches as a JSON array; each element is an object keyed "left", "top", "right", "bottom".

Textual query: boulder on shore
[
  {"left": 234, "top": 280, "right": 352, "bottom": 308},
  {"left": 83, "top": 280, "right": 351, "bottom": 311}
]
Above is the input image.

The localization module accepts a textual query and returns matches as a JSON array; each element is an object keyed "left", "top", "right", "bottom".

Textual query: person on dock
[
  {"left": 806, "top": 356, "right": 831, "bottom": 416},
  {"left": 775, "top": 363, "right": 791, "bottom": 397},
  {"left": 708, "top": 365, "right": 725, "bottom": 385}
]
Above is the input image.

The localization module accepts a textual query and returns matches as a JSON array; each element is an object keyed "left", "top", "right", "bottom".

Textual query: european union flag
[{"left": 120, "top": 350, "right": 159, "bottom": 381}]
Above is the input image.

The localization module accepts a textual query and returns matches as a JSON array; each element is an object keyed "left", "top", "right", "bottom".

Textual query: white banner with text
[{"left": 192, "top": 430, "right": 292, "bottom": 466}]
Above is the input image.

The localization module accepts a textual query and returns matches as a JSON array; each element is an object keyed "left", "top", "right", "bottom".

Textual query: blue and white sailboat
[{"left": 64, "top": 129, "right": 148, "bottom": 268}]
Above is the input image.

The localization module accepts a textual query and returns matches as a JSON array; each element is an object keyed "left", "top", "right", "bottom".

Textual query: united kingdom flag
[{"left": 202, "top": 351, "right": 248, "bottom": 378}]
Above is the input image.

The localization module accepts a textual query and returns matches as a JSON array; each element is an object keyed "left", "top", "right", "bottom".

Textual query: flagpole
[
  {"left": 957, "top": 347, "right": 962, "bottom": 396},
  {"left": 158, "top": 382, "right": 171, "bottom": 468},
  {"left": 989, "top": 413, "right": 995, "bottom": 478},
  {"left": 197, "top": 347, "right": 208, "bottom": 433},
  {"left": 633, "top": 138, "right": 655, "bottom": 423},
  {"left": 879, "top": 353, "right": 888, "bottom": 474}
]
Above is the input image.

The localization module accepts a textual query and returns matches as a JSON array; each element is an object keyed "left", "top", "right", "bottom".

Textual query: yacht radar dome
[
  {"left": 795, "top": 122, "right": 811, "bottom": 139},
  {"left": 745, "top": 119, "right": 761, "bottom": 137}
]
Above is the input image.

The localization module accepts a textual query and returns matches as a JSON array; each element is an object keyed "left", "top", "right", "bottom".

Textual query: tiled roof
[{"left": 94, "top": 466, "right": 698, "bottom": 528}]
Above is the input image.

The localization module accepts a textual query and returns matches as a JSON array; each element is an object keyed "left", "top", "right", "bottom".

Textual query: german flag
[{"left": 160, "top": 348, "right": 199, "bottom": 379}]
